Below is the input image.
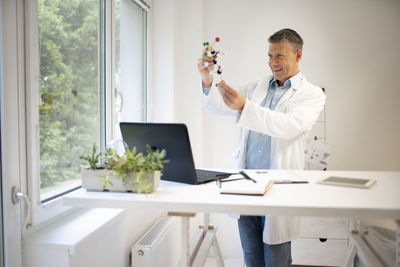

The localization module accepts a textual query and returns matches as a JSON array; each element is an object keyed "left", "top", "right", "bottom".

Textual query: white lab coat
[{"left": 202, "top": 73, "right": 326, "bottom": 244}]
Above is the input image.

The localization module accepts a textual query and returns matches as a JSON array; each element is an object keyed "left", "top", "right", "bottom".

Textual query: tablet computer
[{"left": 318, "top": 176, "right": 376, "bottom": 188}]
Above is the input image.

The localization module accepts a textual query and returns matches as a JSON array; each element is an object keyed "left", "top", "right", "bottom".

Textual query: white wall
[
  {"left": 151, "top": 0, "right": 400, "bottom": 171},
  {"left": 150, "top": 0, "right": 207, "bottom": 167}
]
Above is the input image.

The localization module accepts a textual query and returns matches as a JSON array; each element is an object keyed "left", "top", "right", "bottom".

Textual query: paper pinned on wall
[{"left": 304, "top": 137, "right": 333, "bottom": 168}]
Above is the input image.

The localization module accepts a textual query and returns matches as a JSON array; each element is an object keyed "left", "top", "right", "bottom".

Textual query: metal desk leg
[
  {"left": 201, "top": 214, "right": 224, "bottom": 266},
  {"left": 170, "top": 212, "right": 225, "bottom": 267},
  {"left": 192, "top": 224, "right": 225, "bottom": 267},
  {"left": 396, "top": 220, "right": 400, "bottom": 267},
  {"left": 342, "top": 242, "right": 357, "bottom": 267},
  {"left": 342, "top": 218, "right": 389, "bottom": 267},
  {"left": 168, "top": 212, "right": 196, "bottom": 267},
  {"left": 181, "top": 216, "right": 190, "bottom": 267},
  {"left": 212, "top": 236, "right": 225, "bottom": 267},
  {"left": 343, "top": 217, "right": 360, "bottom": 267}
]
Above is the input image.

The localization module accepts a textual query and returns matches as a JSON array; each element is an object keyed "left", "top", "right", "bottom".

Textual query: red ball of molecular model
[{"left": 202, "top": 37, "right": 227, "bottom": 86}]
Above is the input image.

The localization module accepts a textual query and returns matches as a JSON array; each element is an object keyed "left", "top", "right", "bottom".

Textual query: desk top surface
[{"left": 62, "top": 170, "right": 400, "bottom": 219}]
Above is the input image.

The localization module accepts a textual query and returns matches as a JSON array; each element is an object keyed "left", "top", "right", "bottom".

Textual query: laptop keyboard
[{"left": 195, "top": 169, "right": 232, "bottom": 183}]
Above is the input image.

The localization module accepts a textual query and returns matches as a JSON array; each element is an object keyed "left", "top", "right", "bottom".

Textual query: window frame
[
  {"left": 23, "top": 0, "right": 107, "bottom": 229},
  {"left": 23, "top": 0, "right": 150, "bottom": 231},
  {"left": 0, "top": 0, "right": 4, "bottom": 264}
]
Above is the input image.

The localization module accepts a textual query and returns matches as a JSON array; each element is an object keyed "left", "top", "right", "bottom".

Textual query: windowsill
[
  {"left": 24, "top": 190, "right": 81, "bottom": 235},
  {"left": 40, "top": 189, "right": 76, "bottom": 209},
  {"left": 23, "top": 207, "right": 126, "bottom": 255}
]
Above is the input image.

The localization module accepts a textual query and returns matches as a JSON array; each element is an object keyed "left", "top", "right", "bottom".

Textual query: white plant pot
[{"left": 81, "top": 169, "right": 161, "bottom": 193}]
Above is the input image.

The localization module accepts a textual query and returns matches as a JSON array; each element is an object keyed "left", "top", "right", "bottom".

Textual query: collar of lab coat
[
  {"left": 269, "top": 72, "right": 303, "bottom": 91},
  {"left": 288, "top": 72, "right": 304, "bottom": 90},
  {"left": 253, "top": 72, "right": 304, "bottom": 105}
]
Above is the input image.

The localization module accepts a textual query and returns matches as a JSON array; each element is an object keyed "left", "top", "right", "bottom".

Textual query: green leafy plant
[
  {"left": 80, "top": 143, "right": 169, "bottom": 193},
  {"left": 79, "top": 144, "right": 101, "bottom": 169}
]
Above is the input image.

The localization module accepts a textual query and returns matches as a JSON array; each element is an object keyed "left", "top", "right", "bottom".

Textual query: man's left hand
[{"left": 217, "top": 80, "right": 246, "bottom": 111}]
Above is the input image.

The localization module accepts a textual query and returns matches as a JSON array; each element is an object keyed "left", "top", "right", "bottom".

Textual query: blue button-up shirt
[{"left": 245, "top": 78, "right": 292, "bottom": 169}]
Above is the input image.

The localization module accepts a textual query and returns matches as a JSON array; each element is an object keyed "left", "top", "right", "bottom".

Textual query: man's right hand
[{"left": 197, "top": 49, "right": 215, "bottom": 88}]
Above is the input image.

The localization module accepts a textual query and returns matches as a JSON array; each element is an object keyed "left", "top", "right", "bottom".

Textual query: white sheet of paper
[
  {"left": 243, "top": 170, "right": 308, "bottom": 184},
  {"left": 304, "top": 138, "right": 333, "bottom": 167}
]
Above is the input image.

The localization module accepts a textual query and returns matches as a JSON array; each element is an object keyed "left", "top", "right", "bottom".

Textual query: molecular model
[{"left": 202, "top": 37, "right": 227, "bottom": 86}]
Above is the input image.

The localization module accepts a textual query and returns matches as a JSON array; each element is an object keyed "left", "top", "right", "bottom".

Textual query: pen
[
  {"left": 273, "top": 180, "right": 309, "bottom": 184},
  {"left": 239, "top": 170, "right": 257, "bottom": 183}
]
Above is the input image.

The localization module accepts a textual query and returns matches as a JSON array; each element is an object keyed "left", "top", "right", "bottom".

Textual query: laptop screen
[{"left": 119, "top": 122, "right": 198, "bottom": 184}]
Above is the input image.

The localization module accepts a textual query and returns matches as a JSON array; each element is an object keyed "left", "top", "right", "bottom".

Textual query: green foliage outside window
[{"left": 38, "top": 0, "right": 99, "bottom": 189}]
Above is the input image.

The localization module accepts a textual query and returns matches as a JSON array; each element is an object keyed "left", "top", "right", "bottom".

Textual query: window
[
  {"left": 38, "top": 0, "right": 101, "bottom": 201},
  {"left": 113, "top": 0, "right": 148, "bottom": 139},
  {"left": 25, "top": 0, "right": 149, "bottom": 226}
]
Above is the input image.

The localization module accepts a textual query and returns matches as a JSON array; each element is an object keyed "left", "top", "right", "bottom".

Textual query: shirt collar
[{"left": 269, "top": 72, "right": 303, "bottom": 89}]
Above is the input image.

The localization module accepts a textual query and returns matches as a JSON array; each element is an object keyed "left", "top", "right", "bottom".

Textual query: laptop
[{"left": 119, "top": 122, "right": 232, "bottom": 184}]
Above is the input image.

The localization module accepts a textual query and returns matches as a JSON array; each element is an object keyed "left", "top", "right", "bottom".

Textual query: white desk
[
  {"left": 63, "top": 170, "right": 400, "bottom": 219},
  {"left": 62, "top": 170, "right": 400, "bottom": 266}
]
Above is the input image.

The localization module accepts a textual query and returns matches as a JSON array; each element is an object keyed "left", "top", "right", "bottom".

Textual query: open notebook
[
  {"left": 218, "top": 173, "right": 273, "bottom": 196},
  {"left": 218, "top": 170, "right": 307, "bottom": 196}
]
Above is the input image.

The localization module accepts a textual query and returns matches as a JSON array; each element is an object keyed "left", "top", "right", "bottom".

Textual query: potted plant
[{"left": 80, "top": 143, "right": 168, "bottom": 194}]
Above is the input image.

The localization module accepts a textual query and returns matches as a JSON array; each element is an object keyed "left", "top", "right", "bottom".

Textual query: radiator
[{"left": 132, "top": 214, "right": 181, "bottom": 267}]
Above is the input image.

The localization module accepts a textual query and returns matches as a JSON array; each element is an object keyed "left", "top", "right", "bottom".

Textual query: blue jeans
[{"left": 238, "top": 216, "right": 292, "bottom": 267}]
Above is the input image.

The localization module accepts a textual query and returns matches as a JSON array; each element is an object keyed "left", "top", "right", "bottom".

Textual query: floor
[{"left": 204, "top": 257, "right": 243, "bottom": 267}]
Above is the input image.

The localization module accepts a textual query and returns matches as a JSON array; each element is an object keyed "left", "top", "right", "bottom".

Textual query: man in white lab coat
[{"left": 198, "top": 29, "right": 326, "bottom": 266}]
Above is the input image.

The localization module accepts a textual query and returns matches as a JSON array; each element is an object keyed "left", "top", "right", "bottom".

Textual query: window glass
[
  {"left": 113, "top": 0, "right": 147, "bottom": 139},
  {"left": 38, "top": 0, "right": 100, "bottom": 200}
]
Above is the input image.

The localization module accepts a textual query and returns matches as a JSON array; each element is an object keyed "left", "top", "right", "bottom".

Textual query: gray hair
[{"left": 268, "top": 28, "right": 303, "bottom": 52}]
